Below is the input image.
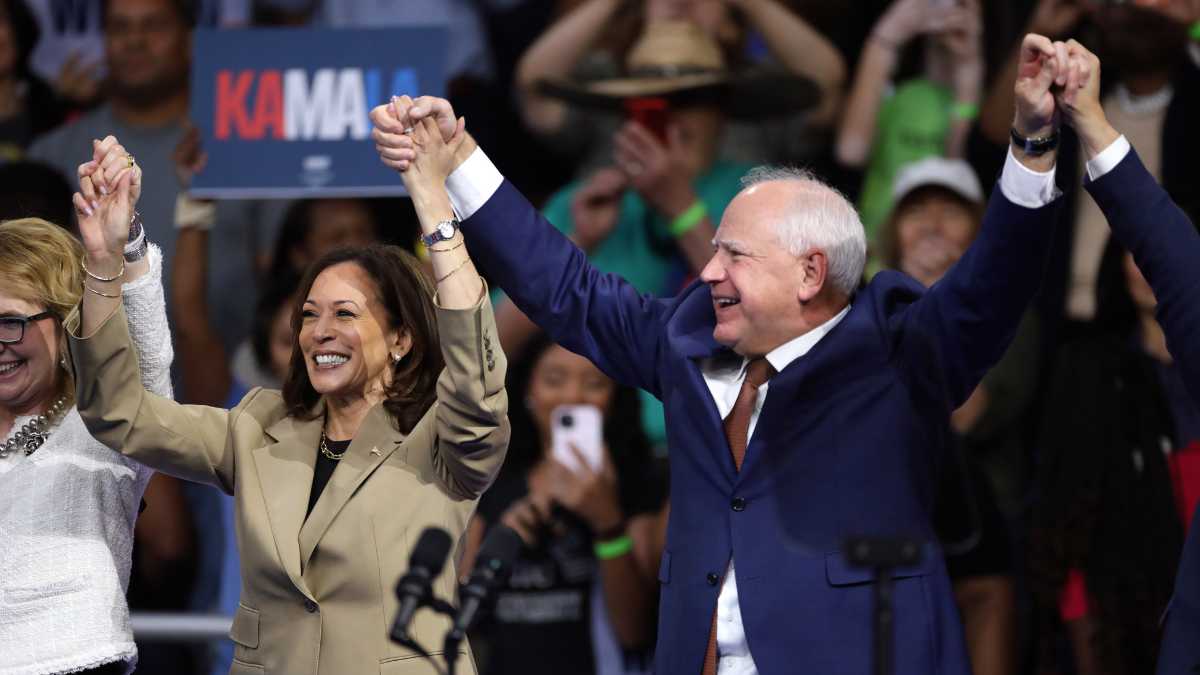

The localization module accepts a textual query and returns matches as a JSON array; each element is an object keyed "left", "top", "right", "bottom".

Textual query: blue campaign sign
[{"left": 189, "top": 27, "right": 447, "bottom": 198}]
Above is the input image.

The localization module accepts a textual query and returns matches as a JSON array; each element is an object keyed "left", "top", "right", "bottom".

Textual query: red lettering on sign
[
  {"left": 253, "top": 70, "right": 284, "bottom": 139},
  {"left": 215, "top": 70, "right": 256, "bottom": 139}
]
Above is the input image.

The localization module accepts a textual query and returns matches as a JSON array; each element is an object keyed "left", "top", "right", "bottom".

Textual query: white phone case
[{"left": 550, "top": 404, "right": 604, "bottom": 473}]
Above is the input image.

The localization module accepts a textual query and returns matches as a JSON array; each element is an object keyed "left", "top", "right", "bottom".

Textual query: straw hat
[{"left": 537, "top": 21, "right": 819, "bottom": 119}]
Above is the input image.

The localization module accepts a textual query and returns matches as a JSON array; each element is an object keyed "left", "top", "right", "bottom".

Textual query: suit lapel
[
  {"left": 298, "top": 403, "right": 405, "bottom": 569},
  {"left": 253, "top": 407, "right": 322, "bottom": 597}
]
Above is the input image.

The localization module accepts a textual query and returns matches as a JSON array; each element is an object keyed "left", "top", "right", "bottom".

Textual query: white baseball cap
[{"left": 891, "top": 157, "right": 984, "bottom": 206}]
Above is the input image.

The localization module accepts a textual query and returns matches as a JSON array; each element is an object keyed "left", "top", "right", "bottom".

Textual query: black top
[
  {"left": 473, "top": 449, "right": 667, "bottom": 675},
  {"left": 307, "top": 437, "right": 351, "bottom": 517}
]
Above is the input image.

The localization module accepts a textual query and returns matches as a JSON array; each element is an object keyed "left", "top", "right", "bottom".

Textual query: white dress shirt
[{"left": 444, "top": 135, "right": 1131, "bottom": 673}]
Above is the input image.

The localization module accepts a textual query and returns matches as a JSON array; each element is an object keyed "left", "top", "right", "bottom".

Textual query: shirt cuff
[
  {"left": 446, "top": 146, "right": 504, "bottom": 221},
  {"left": 1085, "top": 135, "right": 1131, "bottom": 182},
  {"left": 999, "top": 146, "right": 1060, "bottom": 209}
]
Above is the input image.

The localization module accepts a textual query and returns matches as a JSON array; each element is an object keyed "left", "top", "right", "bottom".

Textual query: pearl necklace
[{"left": 1, "top": 395, "right": 70, "bottom": 458}]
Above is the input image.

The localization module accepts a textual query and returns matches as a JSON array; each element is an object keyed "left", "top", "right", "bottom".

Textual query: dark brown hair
[{"left": 282, "top": 244, "right": 443, "bottom": 433}]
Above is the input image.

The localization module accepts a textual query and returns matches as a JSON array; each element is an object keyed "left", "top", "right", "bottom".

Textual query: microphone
[
  {"left": 389, "top": 527, "right": 453, "bottom": 644},
  {"left": 444, "top": 525, "right": 523, "bottom": 658}
]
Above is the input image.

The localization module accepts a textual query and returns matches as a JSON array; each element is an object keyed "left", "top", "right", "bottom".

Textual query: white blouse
[{"left": 0, "top": 245, "right": 173, "bottom": 675}]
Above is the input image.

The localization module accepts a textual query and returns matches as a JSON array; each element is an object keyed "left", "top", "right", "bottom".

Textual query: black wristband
[{"left": 1010, "top": 127, "right": 1059, "bottom": 156}]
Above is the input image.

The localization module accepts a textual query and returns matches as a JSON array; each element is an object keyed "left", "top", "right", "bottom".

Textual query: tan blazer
[{"left": 66, "top": 294, "right": 509, "bottom": 675}]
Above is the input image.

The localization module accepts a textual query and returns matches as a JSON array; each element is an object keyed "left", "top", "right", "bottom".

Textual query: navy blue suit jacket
[
  {"left": 1085, "top": 150, "right": 1200, "bottom": 675},
  {"left": 462, "top": 174, "right": 1059, "bottom": 674}
]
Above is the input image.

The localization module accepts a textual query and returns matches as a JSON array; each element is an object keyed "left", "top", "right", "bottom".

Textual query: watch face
[{"left": 438, "top": 221, "right": 456, "bottom": 239}]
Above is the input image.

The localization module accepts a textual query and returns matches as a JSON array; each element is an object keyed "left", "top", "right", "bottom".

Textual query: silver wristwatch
[{"left": 420, "top": 219, "right": 459, "bottom": 247}]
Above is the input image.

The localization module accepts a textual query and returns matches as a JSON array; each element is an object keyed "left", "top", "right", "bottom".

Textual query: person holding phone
[{"left": 459, "top": 336, "right": 667, "bottom": 675}]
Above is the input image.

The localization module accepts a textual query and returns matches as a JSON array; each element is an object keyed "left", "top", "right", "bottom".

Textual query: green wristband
[
  {"left": 1191, "top": 21, "right": 1200, "bottom": 43},
  {"left": 669, "top": 200, "right": 708, "bottom": 238},
  {"left": 594, "top": 534, "right": 633, "bottom": 560},
  {"left": 951, "top": 101, "right": 980, "bottom": 121}
]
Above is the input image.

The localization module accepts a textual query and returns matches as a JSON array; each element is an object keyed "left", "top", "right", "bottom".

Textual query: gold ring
[{"left": 126, "top": 154, "right": 135, "bottom": 168}]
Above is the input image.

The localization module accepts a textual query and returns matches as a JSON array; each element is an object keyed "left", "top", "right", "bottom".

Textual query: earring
[
  {"left": 60, "top": 354, "right": 69, "bottom": 369},
  {"left": 391, "top": 353, "right": 401, "bottom": 363}
]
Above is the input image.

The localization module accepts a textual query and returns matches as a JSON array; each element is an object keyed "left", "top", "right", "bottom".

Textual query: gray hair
[{"left": 740, "top": 166, "right": 867, "bottom": 296}]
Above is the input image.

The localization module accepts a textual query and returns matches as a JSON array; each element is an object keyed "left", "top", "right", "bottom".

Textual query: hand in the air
[
  {"left": 1013, "top": 33, "right": 1080, "bottom": 136},
  {"left": 371, "top": 95, "right": 466, "bottom": 172},
  {"left": 73, "top": 136, "right": 141, "bottom": 262}
]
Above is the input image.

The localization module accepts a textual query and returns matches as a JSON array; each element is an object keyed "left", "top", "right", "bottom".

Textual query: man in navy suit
[
  {"left": 372, "top": 33, "right": 1082, "bottom": 675},
  {"left": 1046, "top": 39, "right": 1200, "bottom": 675}
]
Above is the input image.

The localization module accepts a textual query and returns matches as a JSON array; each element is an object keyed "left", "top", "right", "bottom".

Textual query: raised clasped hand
[
  {"left": 1012, "top": 33, "right": 1089, "bottom": 136},
  {"left": 73, "top": 135, "right": 142, "bottom": 262},
  {"left": 370, "top": 94, "right": 464, "bottom": 176}
]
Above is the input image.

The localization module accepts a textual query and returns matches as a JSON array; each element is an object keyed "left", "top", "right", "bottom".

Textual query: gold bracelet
[
  {"left": 81, "top": 257, "right": 125, "bottom": 283},
  {"left": 435, "top": 257, "right": 471, "bottom": 284},
  {"left": 83, "top": 283, "right": 121, "bottom": 298},
  {"left": 427, "top": 238, "right": 465, "bottom": 254}
]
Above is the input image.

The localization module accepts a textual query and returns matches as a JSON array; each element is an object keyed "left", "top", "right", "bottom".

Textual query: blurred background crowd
[{"left": 2, "top": 0, "right": 1199, "bottom": 674}]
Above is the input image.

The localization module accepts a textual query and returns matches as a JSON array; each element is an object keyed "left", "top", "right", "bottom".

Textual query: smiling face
[
  {"left": 893, "top": 188, "right": 978, "bottom": 287},
  {"left": 526, "top": 344, "right": 615, "bottom": 446},
  {"left": 0, "top": 288, "right": 63, "bottom": 418},
  {"left": 699, "top": 181, "right": 821, "bottom": 356},
  {"left": 297, "top": 262, "right": 405, "bottom": 401}
]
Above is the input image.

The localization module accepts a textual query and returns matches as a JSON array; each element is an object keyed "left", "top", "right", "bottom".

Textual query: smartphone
[
  {"left": 550, "top": 404, "right": 603, "bottom": 474},
  {"left": 624, "top": 97, "right": 670, "bottom": 143}
]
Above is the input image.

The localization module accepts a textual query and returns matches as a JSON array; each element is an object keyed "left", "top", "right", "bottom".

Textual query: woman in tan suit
[{"left": 66, "top": 122, "right": 509, "bottom": 675}]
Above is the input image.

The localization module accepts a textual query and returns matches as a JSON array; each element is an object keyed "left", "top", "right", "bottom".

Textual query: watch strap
[{"left": 1010, "top": 127, "right": 1059, "bottom": 156}]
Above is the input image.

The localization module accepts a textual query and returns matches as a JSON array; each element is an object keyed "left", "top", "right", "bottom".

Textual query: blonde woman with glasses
[{"left": 0, "top": 136, "right": 172, "bottom": 675}]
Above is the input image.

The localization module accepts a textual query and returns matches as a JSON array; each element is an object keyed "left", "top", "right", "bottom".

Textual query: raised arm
[
  {"left": 731, "top": 0, "right": 846, "bottom": 126},
  {"left": 1059, "top": 41, "right": 1200, "bottom": 399},
  {"left": 373, "top": 97, "right": 671, "bottom": 396},
  {"left": 75, "top": 136, "right": 176, "bottom": 399},
  {"left": 380, "top": 109, "right": 507, "bottom": 499},
  {"left": 514, "top": 0, "right": 624, "bottom": 137},
  {"left": 69, "top": 135, "right": 242, "bottom": 491},
  {"left": 898, "top": 34, "right": 1072, "bottom": 405},
  {"left": 836, "top": 0, "right": 932, "bottom": 167}
]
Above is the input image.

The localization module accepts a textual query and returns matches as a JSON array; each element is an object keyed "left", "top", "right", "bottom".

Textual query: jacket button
[
  {"left": 304, "top": 599, "right": 318, "bottom": 613},
  {"left": 731, "top": 497, "right": 746, "bottom": 512},
  {"left": 706, "top": 572, "right": 719, "bottom": 586}
]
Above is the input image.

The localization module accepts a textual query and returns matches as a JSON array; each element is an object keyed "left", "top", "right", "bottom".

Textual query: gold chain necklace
[{"left": 319, "top": 431, "right": 347, "bottom": 461}]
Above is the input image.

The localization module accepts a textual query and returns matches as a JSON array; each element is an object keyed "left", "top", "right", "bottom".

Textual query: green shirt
[
  {"left": 508, "top": 159, "right": 753, "bottom": 452},
  {"left": 858, "top": 79, "right": 954, "bottom": 240},
  {"left": 541, "top": 159, "right": 753, "bottom": 296}
]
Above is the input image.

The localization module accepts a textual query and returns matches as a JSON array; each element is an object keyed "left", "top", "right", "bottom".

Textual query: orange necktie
[{"left": 701, "top": 357, "right": 775, "bottom": 675}]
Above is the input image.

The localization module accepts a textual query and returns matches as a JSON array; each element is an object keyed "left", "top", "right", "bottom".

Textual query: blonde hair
[
  {"left": 0, "top": 218, "right": 84, "bottom": 405},
  {"left": 0, "top": 218, "right": 85, "bottom": 317}
]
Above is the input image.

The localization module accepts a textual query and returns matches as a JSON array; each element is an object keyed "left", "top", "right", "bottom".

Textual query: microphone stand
[
  {"left": 389, "top": 597, "right": 458, "bottom": 675},
  {"left": 842, "top": 536, "right": 924, "bottom": 675}
]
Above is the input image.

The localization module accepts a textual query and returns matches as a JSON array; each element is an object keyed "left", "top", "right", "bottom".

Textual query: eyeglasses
[{"left": 0, "top": 312, "right": 57, "bottom": 344}]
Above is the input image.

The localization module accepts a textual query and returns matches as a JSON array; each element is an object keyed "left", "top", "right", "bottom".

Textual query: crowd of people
[{"left": 2, "top": 0, "right": 1200, "bottom": 674}]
